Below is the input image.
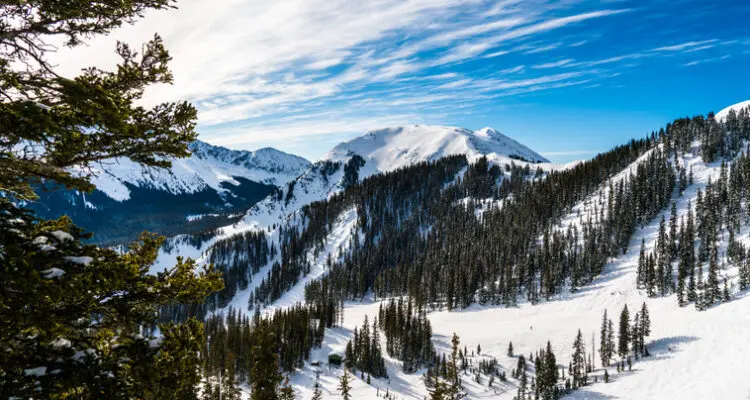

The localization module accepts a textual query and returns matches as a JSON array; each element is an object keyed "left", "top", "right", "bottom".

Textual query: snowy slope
[
  {"left": 81, "top": 140, "right": 310, "bottom": 202},
  {"left": 238, "top": 159, "right": 349, "bottom": 230},
  {"left": 716, "top": 99, "right": 750, "bottom": 121},
  {"left": 270, "top": 138, "right": 750, "bottom": 400},
  {"left": 324, "top": 125, "right": 548, "bottom": 177}
]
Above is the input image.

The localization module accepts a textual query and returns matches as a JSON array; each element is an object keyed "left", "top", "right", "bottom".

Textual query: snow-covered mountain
[
  {"left": 154, "top": 123, "right": 550, "bottom": 275},
  {"left": 324, "top": 125, "right": 548, "bottom": 176},
  {"left": 83, "top": 140, "right": 310, "bottom": 202},
  {"left": 31, "top": 140, "right": 310, "bottom": 244},
  {"left": 239, "top": 125, "right": 549, "bottom": 230},
  {"left": 716, "top": 99, "right": 750, "bottom": 121}
]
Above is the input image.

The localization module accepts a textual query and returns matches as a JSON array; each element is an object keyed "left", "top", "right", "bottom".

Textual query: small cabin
[{"left": 328, "top": 353, "right": 343, "bottom": 366}]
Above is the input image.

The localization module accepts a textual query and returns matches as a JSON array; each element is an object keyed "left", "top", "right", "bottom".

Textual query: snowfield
[{"left": 716, "top": 100, "right": 750, "bottom": 121}]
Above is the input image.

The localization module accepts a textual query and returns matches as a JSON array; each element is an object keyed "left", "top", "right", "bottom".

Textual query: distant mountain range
[
  {"left": 31, "top": 124, "right": 548, "bottom": 245},
  {"left": 29, "top": 140, "right": 310, "bottom": 244}
]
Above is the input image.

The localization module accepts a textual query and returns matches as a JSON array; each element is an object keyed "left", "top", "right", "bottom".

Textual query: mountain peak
[
  {"left": 716, "top": 100, "right": 750, "bottom": 121},
  {"left": 323, "top": 124, "right": 547, "bottom": 175}
]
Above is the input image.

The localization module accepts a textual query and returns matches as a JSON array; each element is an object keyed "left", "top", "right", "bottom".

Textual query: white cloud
[
  {"left": 51, "top": 0, "right": 481, "bottom": 108},
  {"left": 430, "top": 9, "right": 630, "bottom": 65},
  {"left": 651, "top": 39, "right": 718, "bottom": 52},
  {"left": 532, "top": 59, "right": 574, "bottom": 69},
  {"left": 42, "top": 0, "right": 740, "bottom": 159}
]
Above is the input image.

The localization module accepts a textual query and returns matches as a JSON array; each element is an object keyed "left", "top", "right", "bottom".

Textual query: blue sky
[{"left": 58, "top": 0, "right": 750, "bottom": 163}]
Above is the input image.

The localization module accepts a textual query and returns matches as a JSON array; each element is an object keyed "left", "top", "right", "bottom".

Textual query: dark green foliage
[
  {"left": 378, "top": 298, "right": 436, "bottom": 373},
  {"left": 311, "top": 381, "right": 323, "bottom": 400},
  {"left": 1, "top": 1, "right": 198, "bottom": 201},
  {"left": 535, "top": 341, "right": 560, "bottom": 400},
  {"left": 202, "top": 302, "right": 339, "bottom": 390},
  {"left": 599, "top": 310, "right": 615, "bottom": 367},
  {"left": 0, "top": 198, "right": 222, "bottom": 399},
  {"left": 205, "top": 230, "right": 272, "bottom": 309},
  {"left": 346, "top": 315, "right": 388, "bottom": 378},
  {"left": 279, "top": 376, "right": 296, "bottom": 400},
  {"left": 343, "top": 155, "right": 366, "bottom": 187},
  {"left": 338, "top": 368, "right": 353, "bottom": 400},
  {"left": 570, "top": 330, "right": 587, "bottom": 388},
  {"left": 0, "top": 2, "right": 227, "bottom": 397},
  {"left": 293, "top": 139, "right": 658, "bottom": 312},
  {"left": 329, "top": 353, "right": 343, "bottom": 366},
  {"left": 249, "top": 319, "right": 284, "bottom": 400},
  {"left": 618, "top": 305, "right": 630, "bottom": 358}
]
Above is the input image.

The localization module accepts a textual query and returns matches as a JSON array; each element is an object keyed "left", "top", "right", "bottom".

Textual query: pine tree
[
  {"left": 0, "top": 1, "right": 223, "bottom": 398},
  {"left": 279, "top": 376, "right": 296, "bottom": 400},
  {"left": 311, "top": 381, "right": 323, "bottom": 400},
  {"left": 536, "top": 341, "right": 558, "bottom": 400},
  {"left": 618, "top": 305, "right": 630, "bottom": 359},
  {"left": 637, "top": 239, "right": 647, "bottom": 289},
  {"left": 631, "top": 313, "right": 641, "bottom": 359},
  {"left": 707, "top": 244, "right": 721, "bottom": 305},
  {"left": 222, "top": 352, "right": 242, "bottom": 400},
  {"left": 677, "top": 219, "right": 687, "bottom": 305},
  {"left": 508, "top": 341, "right": 514, "bottom": 357},
  {"left": 669, "top": 202, "right": 678, "bottom": 261},
  {"left": 686, "top": 204, "right": 697, "bottom": 302},
  {"left": 639, "top": 302, "right": 651, "bottom": 356},
  {"left": 202, "top": 379, "right": 216, "bottom": 400},
  {"left": 607, "top": 318, "right": 615, "bottom": 364},
  {"left": 428, "top": 377, "right": 448, "bottom": 400},
  {"left": 250, "top": 320, "right": 284, "bottom": 400},
  {"left": 445, "top": 333, "right": 467, "bottom": 400},
  {"left": 599, "top": 310, "right": 611, "bottom": 366},
  {"left": 338, "top": 369, "right": 353, "bottom": 400},
  {"left": 571, "top": 330, "right": 587, "bottom": 388}
]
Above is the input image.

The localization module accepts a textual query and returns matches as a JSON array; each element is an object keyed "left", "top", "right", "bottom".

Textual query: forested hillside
[{"left": 175, "top": 104, "right": 750, "bottom": 399}]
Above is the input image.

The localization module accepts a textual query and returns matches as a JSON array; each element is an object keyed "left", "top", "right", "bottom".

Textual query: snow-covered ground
[{"left": 271, "top": 140, "right": 750, "bottom": 399}]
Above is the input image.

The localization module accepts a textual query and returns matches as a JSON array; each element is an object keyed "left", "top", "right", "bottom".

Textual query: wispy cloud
[
  {"left": 651, "top": 39, "right": 718, "bottom": 52},
  {"left": 684, "top": 54, "right": 731, "bottom": 67},
  {"left": 47, "top": 0, "right": 748, "bottom": 158},
  {"left": 532, "top": 59, "right": 574, "bottom": 69}
]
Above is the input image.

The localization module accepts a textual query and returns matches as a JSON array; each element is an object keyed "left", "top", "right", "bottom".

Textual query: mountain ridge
[
  {"left": 236, "top": 124, "right": 551, "bottom": 231},
  {"left": 84, "top": 139, "right": 310, "bottom": 202},
  {"left": 32, "top": 140, "right": 311, "bottom": 244},
  {"left": 323, "top": 125, "right": 548, "bottom": 177},
  {"left": 716, "top": 99, "right": 750, "bottom": 121}
]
